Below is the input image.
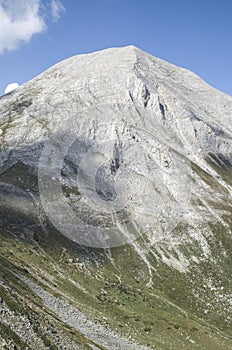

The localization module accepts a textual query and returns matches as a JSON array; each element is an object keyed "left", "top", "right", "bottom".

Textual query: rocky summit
[{"left": 0, "top": 46, "right": 231, "bottom": 349}]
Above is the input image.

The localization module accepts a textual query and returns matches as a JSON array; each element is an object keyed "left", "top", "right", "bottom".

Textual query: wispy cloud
[
  {"left": 0, "top": 0, "right": 65, "bottom": 54},
  {"left": 51, "top": 0, "right": 65, "bottom": 22}
]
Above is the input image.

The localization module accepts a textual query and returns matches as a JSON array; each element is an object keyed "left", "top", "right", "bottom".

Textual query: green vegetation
[{"left": 0, "top": 220, "right": 231, "bottom": 349}]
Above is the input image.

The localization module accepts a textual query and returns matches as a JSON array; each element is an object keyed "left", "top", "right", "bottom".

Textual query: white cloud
[
  {"left": 0, "top": 0, "right": 65, "bottom": 54},
  {"left": 4, "top": 82, "right": 19, "bottom": 94},
  {"left": 51, "top": 0, "right": 65, "bottom": 22}
]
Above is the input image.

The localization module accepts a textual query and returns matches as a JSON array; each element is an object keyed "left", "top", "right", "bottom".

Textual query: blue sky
[{"left": 0, "top": 0, "right": 232, "bottom": 96}]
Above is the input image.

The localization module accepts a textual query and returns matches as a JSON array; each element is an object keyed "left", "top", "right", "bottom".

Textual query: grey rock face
[{"left": 0, "top": 46, "right": 231, "bottom": 251}]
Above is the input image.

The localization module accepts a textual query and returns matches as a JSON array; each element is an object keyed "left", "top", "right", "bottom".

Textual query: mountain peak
[{"left": 0, "top": 45, "right": 232, "bottom": 349}]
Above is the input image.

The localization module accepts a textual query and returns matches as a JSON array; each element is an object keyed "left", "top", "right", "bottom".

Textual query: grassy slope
[{"left": 0, "top": 221, "right": 231, "bottom": 349}]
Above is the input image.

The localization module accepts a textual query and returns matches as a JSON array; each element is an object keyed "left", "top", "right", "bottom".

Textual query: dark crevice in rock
[
  {"left": 142, "top": 85, "right": 150, "bottom": 107},
  {"left": 12, "top": 99, "right": 33, "bottom": 113},
  {"left": 190, "top": 112, "right": 202, "bottom": 123},
  {"left": 157, "top": 96, "right": 167, "bottom": 120},
  {"left": 159, "top": 102, "right": 165, "bottom": 119},
  {"left": 110, "top": 143, "right": 122, "bottom": 175},
  {"left": 128, "top": 91, "right": 134, "bottom": 103}
]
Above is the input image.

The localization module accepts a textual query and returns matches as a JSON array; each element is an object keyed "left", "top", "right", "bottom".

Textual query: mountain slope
[{"left": 0, "top": 46, "right": 231, "bottom": 349}]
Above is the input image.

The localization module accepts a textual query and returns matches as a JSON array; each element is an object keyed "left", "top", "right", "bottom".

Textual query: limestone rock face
[
  {"left": 0, "top": 46, "right": 231, "bottom": 349},
  {"left": 0, "top": 46, "right": 231, "bottom": 249}
]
